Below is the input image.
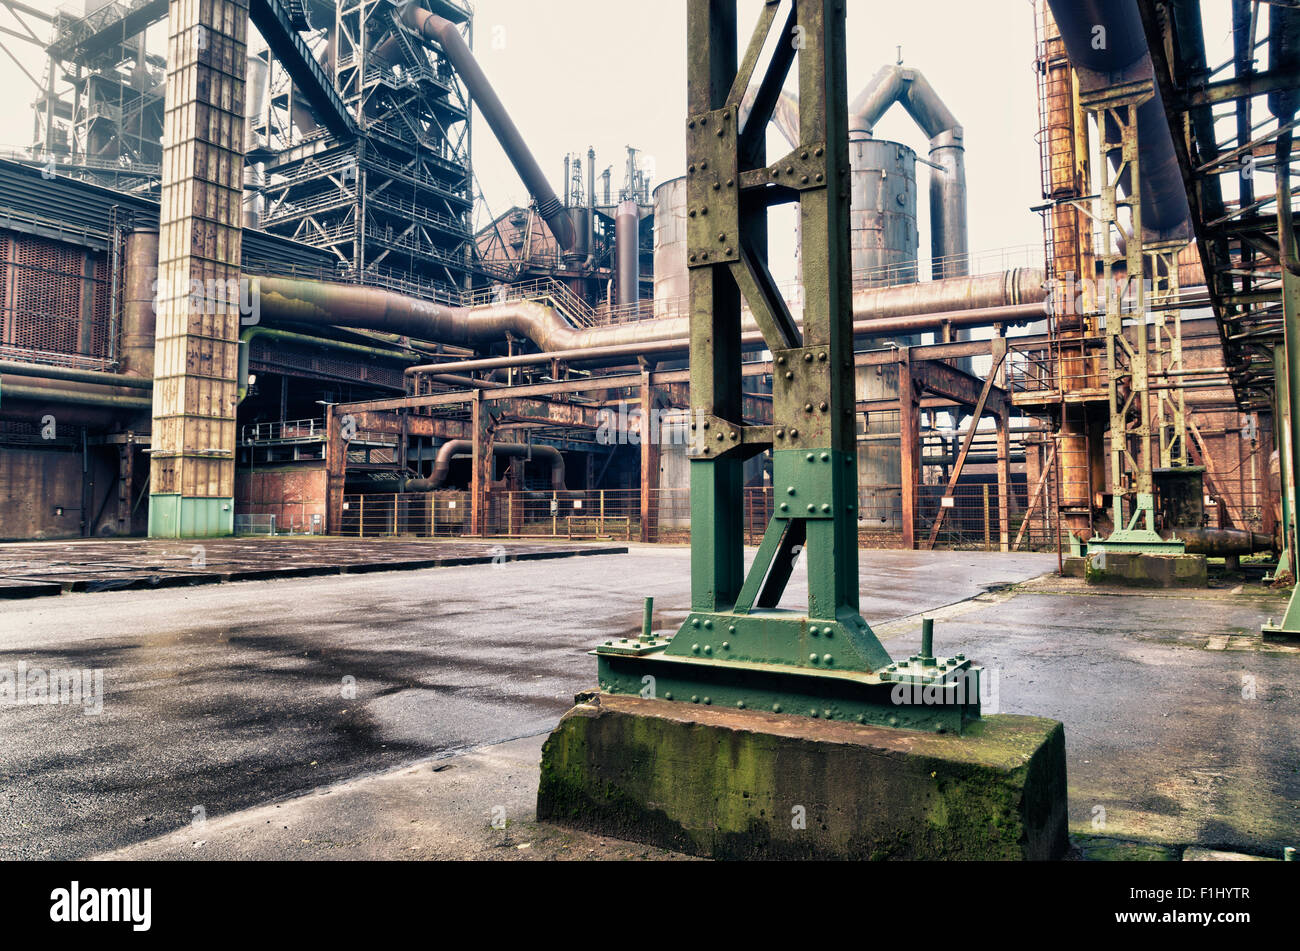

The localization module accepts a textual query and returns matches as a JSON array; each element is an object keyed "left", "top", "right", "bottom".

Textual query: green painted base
[
  {"left": 1261, "top": 623, "right": 1300, "bottom": 641},
  {"left": 1263, "top": 583, "right": 1300, "bottom": 640},
  {"left": 1089, "top": 534, "right": 1187, "bottom": 555},
  {"left": 595, "top": 608, "right": 982, "bottom": 733},
  {"left": 148, "top": 494, "right": 235, "bottom": 538}
]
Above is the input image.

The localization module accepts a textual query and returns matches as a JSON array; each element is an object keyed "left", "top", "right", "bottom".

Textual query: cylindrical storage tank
[
  {"left": 850, "top": 139, "right": 920, "bottom": 528},
  {"left": 850, "top": 137, "right": 918, "bottom": 288},
  {"left": 652, "top": 176, "right": 688, "bottom": 318},
  {"left": 122, "top": 228, "right": 159, "bottom": 378},
  {"left": 856, "top": 363, "right": 903, "bottom": 532},
  {"left": 615, "top": 199, "right": 640, "bottom": 307}
]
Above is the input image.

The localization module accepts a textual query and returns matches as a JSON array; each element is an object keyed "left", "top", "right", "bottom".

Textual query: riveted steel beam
[{"left": 594, "top": 0, "right": 979, "bottom": 732}]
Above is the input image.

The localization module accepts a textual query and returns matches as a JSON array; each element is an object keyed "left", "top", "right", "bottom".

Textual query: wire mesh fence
[{"left": 333, "top": 483, "right": 1062, "bottom": 552}]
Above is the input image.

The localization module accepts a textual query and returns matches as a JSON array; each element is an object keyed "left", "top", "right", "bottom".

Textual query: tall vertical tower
[
  {"left": 257, "top": 0, "right": 474, "bottom": 298},
  {"left": 148, "top": 0, "right": 250, "bottom": 537}
]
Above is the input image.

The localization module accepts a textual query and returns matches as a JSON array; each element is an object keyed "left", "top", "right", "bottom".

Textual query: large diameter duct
[
  {"left": 615, "top": 200, "right": 641, "bottom": 307},
  {"left": 122, "top": 229, "right": 159, "bottom": 378},
  {"left": 256, "top": 269, "right": 1046, "bottom": 354},
  {"left": 402, "top": 5, "right": 576, "bottom": 251},
  {"left": 405, "top": 440, "right": 565, "bottom": 491},
  {"left": 850, "top": 64, "right": 968, "bottom": 279},
  {"left": 1045, "top": 0, "right": 1190, "bottom": 238},
  {"left": 652, "top": 177, "right": 690, "bottom": 317},
  {"left": 1174, "top": 527, "right": 1275, "bottom": 557}
]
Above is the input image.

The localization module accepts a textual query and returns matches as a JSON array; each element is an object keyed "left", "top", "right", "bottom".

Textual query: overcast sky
[
  {"left": 0, "top": 1, "right": 1203, "bottom": 285},
  {"left": 466, "top": 0, "right": 1046, "bottom": 283}
]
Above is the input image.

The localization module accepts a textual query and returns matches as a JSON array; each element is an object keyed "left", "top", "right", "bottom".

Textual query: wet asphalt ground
[{"left": 2, "top": 545, "right": 1295, "bottom": 859}]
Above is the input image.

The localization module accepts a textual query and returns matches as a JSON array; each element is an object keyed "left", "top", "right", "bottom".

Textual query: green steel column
[{"left": 593, "top": 0, "right": 980, "bottom": 731}]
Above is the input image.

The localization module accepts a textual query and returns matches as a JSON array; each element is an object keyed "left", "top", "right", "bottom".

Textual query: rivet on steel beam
[
  {"left": 821, "top": 504, "right": 831, "bottom": 513},
  {"left": 815, "top": 147, "right": 824, "bottom": 156},
  {"left": 801, "top": 175, "right": 809, "bottom": 184},
  {"left": 804, "top": 403, "right": 813, "bottom": 412},
  {"left": 780, "top": 502, "right": 788, "bottom": 511},
  {"left": 819, "top": 401, "right": 828, "bottom": 411},
  {"left": 725, "top": 247, "right": 733, "bottom": 255},
  {"left": 818, "top": 352, "right": 827, "bottom": 361},
  {"left": 772, "top": 703, "right": 782, "bottom": 713},
  {"left": 713, "top": 181, "right": 721, "bottom": 190},
  {"left": 790, "top": 428, "right": 799, "bottom": 437},
  {"left": 727, "top": 178, "right": 734, "bottom": 187},
  {"left": 776, "top": 355, "right": 786, "bottom": 365},
  {"left": 716, "top": 432, "right": 724, "bottom": 441},
  {"left": 806, "top": 453, "right": 814, "bottom": 461},
  {"left": 718, "top": 232, "right": 726, "bottom": 241},
  {"left": 800, "top": 151, "right": 809, "bottom": 160},
  {"left": 809, "top": 654, "right": 819, "bottom": 663},
  {"left": 775, "top": 428, "right": 785, "bottom": 438},
  {"left": 807, "top": 504, "right": 815, "bottom": 512},
  {"left": 785, "top": 371, "right": 793, "bottom": 380},
  {"left": 804, "top": 353, "right": 813, "bottom": 362},
  {"left": 786, "top": 486, "right": 796, "bottom": 495},
  {"left": 820, "top": 452, "right": 829, "bottom": 461},
  {"left": 703, "top": 697, "right": 711, "bottom": 705},
  {"left": 736, "top": 700, "right": 745, "bottom": 709},
  {"left": 786, "top": 165, "right": 794, "bottom": 174}
]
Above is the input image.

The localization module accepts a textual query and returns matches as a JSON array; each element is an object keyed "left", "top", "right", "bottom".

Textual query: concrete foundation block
[
  {"left": 537, "top": 694, "right": 1068, "bottom": 860},
  {"left": 1084, "top": 552, "right": 1207, "bottom": 588}
]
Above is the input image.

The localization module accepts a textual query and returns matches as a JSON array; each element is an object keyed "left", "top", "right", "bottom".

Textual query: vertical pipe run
[{"left": 616, "top": 199, "right": 641, "bottom": 307}]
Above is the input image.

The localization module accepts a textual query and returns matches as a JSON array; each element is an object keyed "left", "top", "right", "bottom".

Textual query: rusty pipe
[
  {"left": 402, "top": 5, "right": 575, "bottom": 250},
  {"left": 258, "top": 269, "right": 1047, "bottom": 357},
  {"left": 405, "top": 439, "right": 564, "bottom": 491},
  {"left": 1174, "top": 527, "right": 1275, "bottom": 557},
  {"left": 122, "top": 228, "right": 159, "bottom": 377}
]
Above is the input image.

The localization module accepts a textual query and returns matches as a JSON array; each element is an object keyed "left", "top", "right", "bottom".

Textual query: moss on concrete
[{"left": 537, "top": 695, "right": 1069, "bottom": 860}]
